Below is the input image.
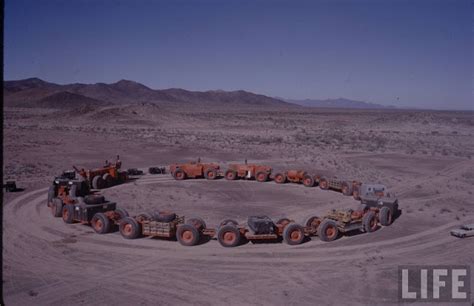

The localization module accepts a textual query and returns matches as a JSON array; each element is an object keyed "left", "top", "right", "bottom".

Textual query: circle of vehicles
[{"left": 45, "top": 157, "right": 413, "bottom": 247}]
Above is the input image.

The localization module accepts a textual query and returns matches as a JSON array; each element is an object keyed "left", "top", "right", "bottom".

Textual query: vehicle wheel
[
  {"left": 173, "top": 169, "right": 186, "bottom": 180},
  {"left": 92, "top": 175, "right": 105, "bottom": 189},
  {"left": 225, "top": 170, "right": 237, "bottom": 180},
  {"left": 219, "top": 219, "right": 239, "bottom": 228},
  {"left": 256, "top": 171, "right": 269, "bottom": 182},
  {"left": 303, "top": 175, "right": 315, "bottom": 187},
  {"left": 303, "top": 215, "right": 321, "bottom": 228},
  {"left": 52, "top": 198, "right": 63, "bottom": 217},
  {"left": 62, "top": 205, "right": 74, "bottom": 224},
  {"left": 137, "top": 212, "right": 154, "bottom": 222},
  {"left": 341, "top": 182, "right": 353, "bottom": 196},
  {"left": 274, "top": 173, "right": 287, "bottom": 184},
  {"left": 186, "top": 217, "right": 207, "bottom": 230},
  {"left": 119, "top": 217, "right": 141, "bottom": 239},
  {"left": 379, "top": 206, "right": 393, "bottom": 226},
  {"left": 154, "top": 212, "right": 176, "bottom": 222},
  {"left": 115, "top": 208, "right": 129, "bottom": 220},
  {"left": 103, "top": 173, "right": 114, "bottom": 187},
  {"left": 177, "top": 224, "right": 201, "bottom": 246},
  {"left": 47, "top": 186, "right": 55, "bottom": 206},
  {"left": 84, "top": 195, "right": 105, "bottom": 205},
  {"left": 276, "top": 218, "right": 291, "bottom": 227},
  {"left": 318, "top": 219, "right": 339, "bottom": 242},
  {"left": 217, "top": 225, "right": 241, "bottom": 247},
  {"left": 283, "top": 223, "right": 305, "bottom": 245},
  {"left": 204, "top": 169, "right": 217, "bottom": 180},
  {"left": 319, "top": 178, "right": 329, "bottom": 190},
  {"left": 362, "top": 211, "right": 378, "bottom": 233},
  {"left": 91, "top": 212, "right": 111, "bottom": 234}
]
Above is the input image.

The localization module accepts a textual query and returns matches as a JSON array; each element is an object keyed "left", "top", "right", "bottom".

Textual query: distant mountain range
[
  {"left": 281, "top": 97, "right": 395, "bottom": 109},
  {"left": 4, "top": 77, "right": 395, "bottom": 110}
]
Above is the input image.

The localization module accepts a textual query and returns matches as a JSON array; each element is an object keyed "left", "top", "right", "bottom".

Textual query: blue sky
[{"left": 5, "top": 0, "right": 473, "bottom": 110}]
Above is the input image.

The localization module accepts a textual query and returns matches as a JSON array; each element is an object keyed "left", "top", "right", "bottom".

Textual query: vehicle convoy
[
  {"left": 216, "top": 216, "right": 308, "bottom": 247},
  {"left": 273, "top": 170, "right": 316, "bottom": 187},
  {"left": 308, "top": 208, "right": 380, "bottom": 242},
  {"left": 119, "top": 212, "right": 215, "bottom": 246},
  {"left": 169, "top": 160, "right": 221, "bottom": 180},
  {"left": 318, "top": 177, "right": 362, "bottom": 197},
  {"left": 73, "top": 155, "right": 128, "bottom": 189},
  {"left": 225, "top": 162, "right": 272, "bottom": 182},
  {"left": 450, "top": 224, "right": 474, "bottom": 238}
]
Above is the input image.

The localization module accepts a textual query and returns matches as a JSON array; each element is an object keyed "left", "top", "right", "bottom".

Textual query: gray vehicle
[
  {"left": 450, "top": 224, "right": 474, "bottom": 238},
  {"left": 358, "top": 184, "right": 399, "bottom": 225}
]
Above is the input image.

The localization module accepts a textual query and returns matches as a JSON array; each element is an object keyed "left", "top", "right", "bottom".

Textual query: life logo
[{"left": 398, "top": 265, "right": 471, "bottom": 302}]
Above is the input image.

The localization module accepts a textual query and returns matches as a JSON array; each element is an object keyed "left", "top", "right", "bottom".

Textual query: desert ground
[{"left": 3, "top": 105, "right": 474, "bottom": 305}]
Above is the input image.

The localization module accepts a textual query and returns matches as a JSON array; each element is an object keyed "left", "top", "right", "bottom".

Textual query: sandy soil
[{"left": 3, "top": 106, "right": 474, "bottom": 305}]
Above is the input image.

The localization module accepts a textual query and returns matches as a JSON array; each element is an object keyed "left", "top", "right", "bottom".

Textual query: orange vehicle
[
  {"left": 169, "top": 160, "right": 220, "bottom": 180},
  {"left": 73, "top": 155, "right": 128, "bottom": 189},
  {"left": 225, "top": 162, "right": 272, "bottom": 182},
  {"left": 273, "top": 170, "right": 315, "bottom": 187},
  {"left": 318, "top": 177, "right": 361, "bottom": 197}
]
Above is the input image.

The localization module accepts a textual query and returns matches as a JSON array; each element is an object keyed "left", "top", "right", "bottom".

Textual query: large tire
[
  {"left": 52, "top": 198, "right": 63, "bottom": 217},
  {"left": 154, "top": 212, "right": 176, "bottom": 222},
  {"left": 119, "top": 217, "right": 141, "bottom": 239},
  {"left": 177, "top": 224, "right": 201, "bottom": 246},
  {"left": 225, "top": 170, "right": 237, "bottom": 180},
  {"left": 283, "top": 223, "right": 305, "bottom": 245},
  {"left": 84, "top": 195, "right": 105, "bottom": 205},
  {"left": 319, "top": 178, "right": 329, "bottom": 190},
  {"left": 186, "top": 217, "right": 207, "bottom": 230},
  {"left": 91, "top": 212, "right": 111, "bottom": 234},
  {"left": 256, "top": 171, "right": 269, "bottom": 182},
  {"left": 219, "top": 219, "right": 239, "bottom": 228},
  {"left": 62, "top": 205, "right": 74, "bottom": 224},
  {"left": 379, "top": 206, "right": 393, "bottom": 226},
  {"left": 137, "top": 212, "right": 154, "bottom": 222},
  {"left": 302, "top": 175, "right": 315, "bottom": 187},
  {"left": 102, "top": 173, "right": 114, "bottom": 187},
  {"left": 47, "top": 186, "right": 55, "bottom": 206},
  {"left": 217, "top": 225, "right": 241, "bottom": 247},
  {"left": 318, "top": 219, "right": 339, "bottom": 242},
  {"left": 303, "top": 215, "right": 321, "bottom": 228},
  {"left": 115, "top": 208, "right": 129, "bottom": 220},
  {"left": 274, "top": 173, "right": 287, "bottom": 184},
  {"left": 362, "top": 211, "right": 378, "bottom": 233},
  {"left": 92, "top": 175, "right": 105, "bottom": 189},
  {"left": 341, "top": 182, "right": 353, "bottom": 196},
  {"left": 204, "top": 169, "right": 217, "bottom": 180},
  {"left": 173, "top": 169, "right": 186, "bottom": 180}
]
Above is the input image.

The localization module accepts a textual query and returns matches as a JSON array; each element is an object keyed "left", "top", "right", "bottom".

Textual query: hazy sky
[{"left": 5, "top": 0, "right": 473, "bottom": 110}]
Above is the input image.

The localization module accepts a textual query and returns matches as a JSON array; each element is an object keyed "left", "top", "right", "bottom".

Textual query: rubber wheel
[
  {"left": 341, "top": 182, "right": 353, "bottom": 196},
  {"left": 256, "top": 171, "right": 268, "bottom": 182},
  {"left": 62, "top": 205, "right": 74, "bottom": 224},
  {"left": 119, "top": 217, "right": 141, "bottom": 239},
  {"left": 92, "top": 175, "right": 105, "bottom": 189},
  {"left": 319, "top": 178, "right": 329, "bottom": 190},
  {"left": 379, "top": 206, "right": 393, "bottom": 226},
  {"left": 362, "top": 211, "right": 378, "bottom": 233},
  {"left": 173, "top": 169, "right": 186, "bottom": 180},
  {"left": 274, "top": 173, "right": 286, "bottom": 184},
  {"left": 303, "top": 215, "right": 321, "bottom": 228},
  {"left": 115, "top": 208, "right": 129, "bottom": 220},
  {"left": 137, "top": 212, "right": 154, "bottom": 222},
  {"left": 154, "top": 212, "right": 176, "bottom": 222},
  {"left": 219, "top": 219, "right": 239, "bottom": 228},
  {"left": 204, "top": 169, "right": 217, "bottom": 180},
  {"left": 47, "top": 186, "right": 55, "bottom": 207},
  {"left": 225, "top": 170, "right": 237, "bottom": 180},
  {"left": 84, "top": 195, "right": 105, "bottom": 205},
  {"left": 318, "top": 219, "right": 339, "bottom": 242},
  {"left": 302, "top": 175, "right": 314, "bottom": 187},
  {"left": 91, "top": 212, "right": 111, "bottom": 234},
  {"left": 276, "top": 218, "right": 291, "bottom": 227},
  {"left": 52, "top": 198, "right": 63, "bottom": 217},
  {"left": 177, "top": 224, "right": 201, "bottom": 246},
  {"left": 283, "top": 223, "right": 305, "bottom": 245},
  {"left": 102, "top": 173, "right": 114, "bottom": 187},
  {"left": 217, "top": 225, "right": 241, "bottom": 247},
  {"left": 186, "top": 217, "right": 207, "bottom": 230}
]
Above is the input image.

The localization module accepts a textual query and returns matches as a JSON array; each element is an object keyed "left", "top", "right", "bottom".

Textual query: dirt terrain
[{"left": 3, "top": 104, "right": 474, "bottom": 305}]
